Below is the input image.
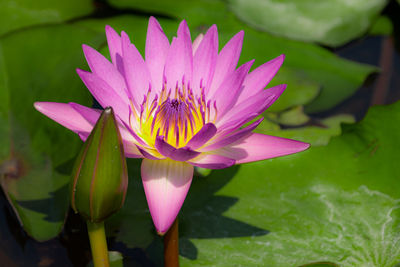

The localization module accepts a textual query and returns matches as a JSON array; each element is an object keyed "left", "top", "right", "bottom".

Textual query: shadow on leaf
[
  {"left": 177, "top": 165, "right": 269, "bottom": 260},
  {"left": 16, "top": 183, "right": 69, "bottom": 223}
]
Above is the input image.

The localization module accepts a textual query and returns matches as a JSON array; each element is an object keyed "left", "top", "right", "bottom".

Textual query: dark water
[{"left": 1, "top": 1, "right": 400, "bottom": 266}]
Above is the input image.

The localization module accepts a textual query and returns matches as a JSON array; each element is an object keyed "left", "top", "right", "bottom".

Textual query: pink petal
[
  {"left": 188, "top": 154, "right": 235, "bottom": 169},
  {"left": 105, "top": 25, "right": 122, "bottom": 68},
  {"left": 122, "top": 142, "right": 143, "bottom": 158},
  {"left": 211, "top": 60, "right": 254, "bottom": 118},
  {"left": 236, "top": 54, "right": 285, "bottom": 103},
  {"left": 141, "top": 159, "right": 193, "bottom": 234},
  {"left": 69, "top": 102, "right": 102, "bottom": 125},
  {"left": 213, "top": 133, "right": 310, "bottom": 164},
  {"left": 137, "top": 146, "right": 165, "bottom": 160},
  {"left": 217, "top": 84, "right": 286, "bottom": 130},
  {"left": 34, "top": 102, "right": 95, "bottom": 135},
  {"left": 76, "top": 69, "right": 130, "bottom": 122},
  {"left": 120, "top": 119, "right": 151, "bottom": 148},
  {"left": 155, "top": 136, "right": 200, "bottom": 161},
  {"left": 186, "top": 123, "right": 217, "bottom": 150},
  {"left": 192, "top": 25, "right": 218, "bottom": 91},
  {"left": 121, "top": 31, "right": 152, "bottom": 110},
  {"left": 192, "top": 33, "right": 204, "bottom": 54},
  {"left": 69, "top": 103, "right": 142, "bottom": 158},
  {"left": 145, "top": 17, "right": 170, "bottom": 92},
  {"left": 208, "top": 30, "right": 243, "bottom": 95},
  {"left": 201, "top": 118, "right": 263, "bottom": 152},
  {"left": 82, "top": 44, "right": 128, "bottom": 101},
  {"left": 164, "top": 20, "right": 193, "bottom": 92}
]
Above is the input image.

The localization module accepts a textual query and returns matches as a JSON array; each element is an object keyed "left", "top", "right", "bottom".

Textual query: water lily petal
[
  {"left": 121, "top": 31, "right": 152, "bottom": 110},
  {"left": 68, "top": 102, "right": 101, "bottom": 125},
  {"left": 137, "top": 146, "right": 165, "bottom": 160},
  {"left": 34, "top": 102, "right": 95, "bottom": 135},
  {"left": 76, "top": 69, "right": 130, "bottom": 122},
  {"left": 68, "top": 103, "right": 142, "bottom": 158},
  {"left": 186, "top": 123, "right": 217, "bottom": 150},
  {"left": 236, "top": 54, "right": 285, "bottom": 103},
  {"left": 164, "top": 20, "right": 193, "bottom": 92},
  {"left": 145, "top": 16, "right": 170, "bottom": 92},
  {"left": 141, "top": 159, "right": 193, "bottom": 234},
  {"left": 212, "top": 60, "right": 254, "bottom": 117},
  {"left": 201, "top": 118, "right": 263, "bottom": 152},
  {"left": 155, "top": 136, "right": 200, "bottom": 161},
  {"left": 155, "top": 135, "right": 176, "bottom": 156},
  {"left": 193, "top": 25, "right": 218, "bottom": 91},
  {"left": 171, "top": 147, "right": 201, "bottom": 161},
  {"left": 188, "top": 154, "right": 235, "bottom": 169},
  {"left": 218, "top": 84, "right": 286, "bottom": 129},
  {"left": 208, "top": 30, "right": 243, "bottom": 95},
  {"left": 214, "top": 133, "right": 310, "bottom": 164},
  {"left": 192, "top": 33, "right": 204, "bottom": 54},
  {"left": 82, "top": 44, "right": 128, "bottom": 100},
  {"left": 105, "top": 25, "right": 122, "bottom": 67}
]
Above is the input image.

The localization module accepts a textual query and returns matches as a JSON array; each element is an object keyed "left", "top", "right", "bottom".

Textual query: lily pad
[
  {"left": 264, "top": 106, "right": 310, "bottom": 126},
  {"left": 258, "top": 114, "right": 356, "bottom": 147},
  {"left": 178, "top": 101, "right": 400, "bottom": 266},
  {"left": 0, "top": 24, "right": 104, "bottom": 241},
  {"left": 106, "top": 159, "right": 154, "bottom": 249},
  {"left": 228, "top": 0, "right": 389, "bottom": 47},
  {"left": 0, "top": 0, "right": 94, "bottom": 37},
  {"left": 369, "top": 16, "right": 393, "bottom": 36}
]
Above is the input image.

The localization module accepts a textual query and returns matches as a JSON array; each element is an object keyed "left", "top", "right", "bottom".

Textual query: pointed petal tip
[
  {"left": 105, "top": 24, "right": 114, "bottom": 31},
  {"left": 277, "top": 83, "right": 287, "bottom": 92},
  {"left": 33, "top": 101, "right": 41, "bottom": 110},
  {"left": 157, "top": 230, "right": 166, "bottom": 236},
  {"left": 81, "top": 43, "right": 89, "bottom": 51},
  {"left": 300, "top": 141, "right": 311, "bottom": 151},
  {"left": 33, "top": 101, "right": 58, "bottom": 112},
  {"left": 76, "top": 68, "right": 86, "bottom": 75},
  {"left": 121, "top": 31, "right": 130, "bottom": 43},
  {"left": 177, "top": 20, "right": 190, "bottom": 37},
  {"left": 236, "top": 30, "right": 244, "bottom": 39},
  {"left": 81, "top": 44, "right": 97, "bottom": 61},
  {"left": 209, "top": 24, "right": 218, "bottom": 33},
  {"left": 141, "top": 159, "right": 193, "bottom": 236},
  {"left": 149, "top": 16, "right": 158, "bottom": 24}
]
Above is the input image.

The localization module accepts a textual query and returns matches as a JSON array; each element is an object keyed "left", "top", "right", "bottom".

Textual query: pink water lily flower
[{"left": 34, "top": 17, "right": 309, "bottom": 234}]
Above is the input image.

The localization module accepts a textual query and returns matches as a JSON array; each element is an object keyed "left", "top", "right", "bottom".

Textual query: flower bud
[{"left": 70, "top": 107, "right": 128, "bottom": 222}]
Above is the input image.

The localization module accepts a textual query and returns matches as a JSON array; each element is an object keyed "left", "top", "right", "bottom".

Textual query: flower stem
[
  {"left": 87, "top": 221, "right": 110, "bottom": 267},
  {"left": 164, "top": 218, "right": 179, "bottom": 267}
]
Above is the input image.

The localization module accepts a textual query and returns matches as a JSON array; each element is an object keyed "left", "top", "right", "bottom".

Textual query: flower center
[{"left": 128, "top": 81, "right": 217, "bottom": 148}]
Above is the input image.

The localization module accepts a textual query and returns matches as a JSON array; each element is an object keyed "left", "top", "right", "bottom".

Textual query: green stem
[
  {"left": 164, "top": 218, "right": 179, "bottom": 267},
  {"left": 87, "top": 221, "right": 110, "bottom": 267}
]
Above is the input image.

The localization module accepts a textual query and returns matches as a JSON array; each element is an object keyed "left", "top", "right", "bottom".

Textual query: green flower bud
[{"left": 70, "top": 107, "right": 128, "bottom": 222}]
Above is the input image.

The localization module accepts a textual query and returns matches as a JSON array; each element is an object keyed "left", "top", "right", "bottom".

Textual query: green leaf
[
  {"left": 258, "top": 114, "right": 355, "bottom": 147},
  {"left": 178, "top": 101, "right": 400, "bottom": 266},
  {"left": 298, "top": 263, "right": 339, "bottom": 267},
  {"left": 0, "top": 0, "right": 94, "bottom": 37},
  {"left": 264, "top": 106, "right": 310, "bottom": 126},
  {"left": 369, "top": 16, "right": 393, "bottom": 36},
  {"left": 0, "top": 24, "right": 104, "bottom": 241},
  {"left": 106, "top": 159, "right": 155, "bottom": 249},
  {"left": 227, "top": 0, "right": 389, "bottom": 46}
]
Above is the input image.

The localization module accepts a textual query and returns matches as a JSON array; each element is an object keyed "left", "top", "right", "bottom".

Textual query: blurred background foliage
[{"left": 0, "top": 0, "right": 399, "bottom": 266}]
